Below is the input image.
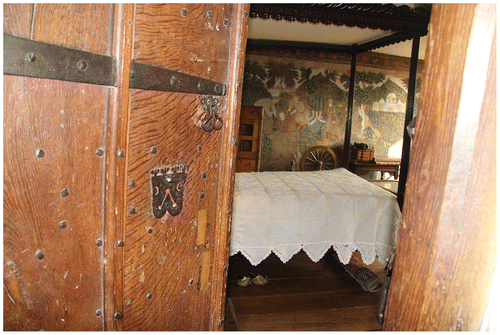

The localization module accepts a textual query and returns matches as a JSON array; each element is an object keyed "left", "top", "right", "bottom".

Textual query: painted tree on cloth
[
  {"left": 242, "top": 60, "right": 271, "bottom": 105},
  {"left": 340, "top": 71, "right": 407, "bottom": 142},
  {"left": 265, "top": 60, "right": 299, "bottom": 90}
]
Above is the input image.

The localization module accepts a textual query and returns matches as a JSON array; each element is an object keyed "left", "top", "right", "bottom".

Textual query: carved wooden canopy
[{"left": 248, "top": 3, "right": 431, "bottom": 53}]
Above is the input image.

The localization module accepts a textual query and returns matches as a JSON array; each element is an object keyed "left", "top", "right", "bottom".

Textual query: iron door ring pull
[{"left": 201, "top": 96, "right": 223, "bottom": 132}]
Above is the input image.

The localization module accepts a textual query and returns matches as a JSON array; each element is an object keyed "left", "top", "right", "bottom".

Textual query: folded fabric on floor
[{"left": 344, "top": 255, "right": 384, "bottom": 292}]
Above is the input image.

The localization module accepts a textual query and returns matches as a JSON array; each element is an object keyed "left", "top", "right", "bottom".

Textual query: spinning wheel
[{"left": 300, "top": 146, "right": 338, "bottom": 171}]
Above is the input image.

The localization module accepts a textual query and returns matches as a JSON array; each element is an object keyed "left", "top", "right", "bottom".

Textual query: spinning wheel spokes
[{"left": 300, "top": 146, "right": 338, "bottom": 171}]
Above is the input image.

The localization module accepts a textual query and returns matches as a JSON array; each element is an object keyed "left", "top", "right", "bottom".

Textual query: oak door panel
[
  {"left": 120, "top": 3, "right": 240, "bottom": 330},
  {"left": 134, "top": 3, "right": 232, "bottom": 80},
  {"left": 3, "top": 3, "right": 33, "bottom": 38},
  {"left": 122, "top": 91, "right": 222, "bottom": 330},
  {"left": 32, "top": 3, "right": 113, "bottom": 55},
  {"left": 3, "top": 3, "right": 113, "bottom": 330}
]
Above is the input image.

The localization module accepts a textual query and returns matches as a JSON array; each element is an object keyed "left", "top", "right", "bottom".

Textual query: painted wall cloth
[{"left": 242, "top": 48, "right": 422, "bottom": 171}]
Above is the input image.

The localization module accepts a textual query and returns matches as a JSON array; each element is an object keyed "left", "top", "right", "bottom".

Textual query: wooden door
[
  {"left": 3, "top": 4, "right": 115, "bottom": 331},
  {"left": 119, "top": 4, "right": 248, "bottom": 330},
  {"left": 3, "top": 3, "right": 249, "bottom": 331},
  {"left": 383, "top": 4, "right": 497, "bottom": 330}
]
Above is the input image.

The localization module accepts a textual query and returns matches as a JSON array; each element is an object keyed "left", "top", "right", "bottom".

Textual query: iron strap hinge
[
  {"left": 3, "top": 33, "right": 117, "bottom": 86},
  {"left": 3, "top": 33, "right": 226, "bottom": 96},
  {"left": 129, "top": 61, "right": 226, "bottom": 96}
]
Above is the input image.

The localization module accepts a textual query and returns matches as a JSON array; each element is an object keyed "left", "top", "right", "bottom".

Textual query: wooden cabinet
[{"left": 236, "top": 105, "right": 263, "bottom": 172}]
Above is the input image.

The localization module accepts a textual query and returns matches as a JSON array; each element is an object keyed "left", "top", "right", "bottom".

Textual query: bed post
[
  {"left": 342, "top": 46, "right": 357, "bottom": 169},
  {"left": 397, "top": 36, "right": 420, "bottom": 208}
]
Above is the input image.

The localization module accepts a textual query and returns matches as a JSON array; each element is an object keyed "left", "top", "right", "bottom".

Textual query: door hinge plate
[
  {"left": 4, "top": 33, "right": 227, "bottom": 96},
  {"left": 130, "top": 61, "right": 226, "bottom": 96},
  {"left": 3, "top": 33, "right": 117, "bottom": 86}
]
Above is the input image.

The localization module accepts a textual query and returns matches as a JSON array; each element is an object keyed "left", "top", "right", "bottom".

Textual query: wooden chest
[{"left": 3, "top": 3, "right": 249, "bottom": 331}]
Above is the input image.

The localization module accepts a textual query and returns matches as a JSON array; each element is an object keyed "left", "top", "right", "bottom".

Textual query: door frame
[{"left": 383, "top": 3, "right": 496, "bottom": 330}]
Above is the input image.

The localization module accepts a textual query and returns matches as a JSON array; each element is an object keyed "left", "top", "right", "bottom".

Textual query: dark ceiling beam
[
  {"left": 246, "top": 38, "right": 352, "bottom": 54},
  {"left": 249, "top": 3, "right": 431, "bottom": 37},
  {"left": 356, "top": 32, "right": 413, "bottom": 53},
  {"left": 247, "top": 31, "right": 414, "bottom": 55}
]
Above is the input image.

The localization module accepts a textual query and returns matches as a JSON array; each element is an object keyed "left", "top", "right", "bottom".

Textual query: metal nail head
[
  {"left": 77, "top": 60, "right": 88, "bottom": 72},
  {"left": 114, "top": 311, "right": 123, "bottom": 320},
  {"left": 35, "top": 250, "right": 44, "bottom": 260},
  {"left": 58, "top": 220, "right": 67, "bottom": 230},
  {"left": 25, "top": 52, "right": 36, "bottom": 63},
  {"left": 35, "top": 148, "right": 45, "bottom": 158},
  {"left": 95, "top": 148, "right": 104, "bottom": 157},
  {"left": 60, "top": 188, "right": 69, "bottom": 198}
]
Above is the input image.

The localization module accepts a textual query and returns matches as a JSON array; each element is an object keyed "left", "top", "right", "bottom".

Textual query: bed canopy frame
[{"left": 247, "top": 3, "right": 431, "bottom": 208}]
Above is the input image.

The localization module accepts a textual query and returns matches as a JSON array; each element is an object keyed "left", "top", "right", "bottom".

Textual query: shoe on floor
[
  {"left": 252, "top": 274, "right": 268, "bottom": 285},
  {"left": 236, "top": 274, "right": 252, "bottom": 287}
]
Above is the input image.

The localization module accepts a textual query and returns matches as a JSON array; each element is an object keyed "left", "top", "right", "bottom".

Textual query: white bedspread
[{"left": 229, "top": 168, "right": 401, "bottom": 266}]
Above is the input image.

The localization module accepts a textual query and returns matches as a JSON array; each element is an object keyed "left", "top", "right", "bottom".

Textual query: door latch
[{"left": 200, "top": 96, "right": 223, "bottom": 132}]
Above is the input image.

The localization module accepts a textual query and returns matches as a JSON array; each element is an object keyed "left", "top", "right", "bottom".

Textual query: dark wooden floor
[{"left": 224, "top": 250, "right": 386, "bottom": 331}]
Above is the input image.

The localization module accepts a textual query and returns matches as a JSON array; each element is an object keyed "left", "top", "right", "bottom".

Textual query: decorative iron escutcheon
[
  {"left": 151, "top": 165, "right": 188, "bottom": 218},
  {"left": 200, "top": 95, "right": 223, "bottom": 132}
]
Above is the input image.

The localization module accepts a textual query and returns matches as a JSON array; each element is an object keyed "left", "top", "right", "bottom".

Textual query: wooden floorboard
[
  {"left": 227, "top": 275, "right": 360, "bottom": 298},
  {"left": 224, "top": 250, "right": 386, "bottom": 331},
  {"left": 236, "top": 306, "right": 382, "bottom": 331}
]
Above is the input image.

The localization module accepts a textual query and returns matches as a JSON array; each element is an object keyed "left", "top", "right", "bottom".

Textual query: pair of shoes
[{"left": 236, "top": 273, "right": 268, "bottom": 287}]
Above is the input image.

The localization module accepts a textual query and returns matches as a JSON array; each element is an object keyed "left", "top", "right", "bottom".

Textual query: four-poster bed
[
  {"left": 230, "top": 4, "right": 430, "bottom": 268},
  {"left": 246, "top": 3, "right": 430, "bottom": 209}
]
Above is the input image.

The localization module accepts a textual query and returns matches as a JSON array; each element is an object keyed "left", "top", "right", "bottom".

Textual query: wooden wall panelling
[
  {"left": 384, "top": 4, "right": 496, "bottom": 330},
  {"left": 3, "top": 3, "right": 113, "bottom": 330},
  {"left": 120, "top": 4, "right": 246, "bottom": 330}
]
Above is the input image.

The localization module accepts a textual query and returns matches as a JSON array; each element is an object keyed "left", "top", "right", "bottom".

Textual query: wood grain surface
[
  {"left": 3, "top": 3, "right": 113, "bottom": 330},
  {"left": 122, "top": 90, "right": 222, "bottom": 330},
  {"left": 133, "top": 3, "right": 233, "bottom": 80},
  {"left": 120, "top": 4, "right": 246, "bottom": 330},
  {"left": 103, "top": 4, "right": 135, "bottom": 330},
  {"left": 208, "top": 4, "right": 250, "bottom": 330},
  {"left": 384, "top": 4, "right": 496, "bottom": 330}
]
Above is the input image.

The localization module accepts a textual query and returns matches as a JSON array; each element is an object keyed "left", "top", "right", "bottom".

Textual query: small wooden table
[{"left": 349, "top": 161, "right": 400, "bottom": 180}]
